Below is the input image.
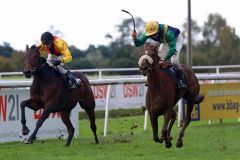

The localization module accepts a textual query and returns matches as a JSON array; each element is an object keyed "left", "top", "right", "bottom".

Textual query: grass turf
[{"left": 0, "top": 115, "right": 239, "bottom": 160}]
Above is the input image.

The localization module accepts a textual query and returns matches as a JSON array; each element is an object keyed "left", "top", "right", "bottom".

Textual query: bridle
[
  {"left": 31, "top": 56, "right": 47, "bottom": 75},
  {"left": 138, "top": 49, "right": 159, "bottom": 75},
  {"left": 24, "top": 48, "right": 47, "bottom": 76}
]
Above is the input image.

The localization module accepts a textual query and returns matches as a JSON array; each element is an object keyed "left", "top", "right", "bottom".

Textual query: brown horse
[
  {"left": 21, "top": 45, "right": 99, "bottom": 146},
  {"left": 138, "top": 43, "right": 204, "bottom": 148}
]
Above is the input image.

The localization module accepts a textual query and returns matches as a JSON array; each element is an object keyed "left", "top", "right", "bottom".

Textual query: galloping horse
[
  {"left": 21, "top": 45, "right": 99, "bottom": 146},
  {"left": 138, "top": 43, "right": 204, "bottom": 148}
]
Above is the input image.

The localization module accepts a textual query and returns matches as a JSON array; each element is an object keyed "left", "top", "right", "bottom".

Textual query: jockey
[
  {"left": 38, "top": 31, "right": 81, "bottom": 89},
  {"left": 131, "top": 21, "right": 187, "bottom": 89}
]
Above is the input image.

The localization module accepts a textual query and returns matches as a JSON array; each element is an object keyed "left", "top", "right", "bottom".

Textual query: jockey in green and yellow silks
[
  {"left": 131, "top": 21, "right": 187, "bottom": 89},
  {"left": 38, "top": 32, "right": 81, "bottom": 89}
]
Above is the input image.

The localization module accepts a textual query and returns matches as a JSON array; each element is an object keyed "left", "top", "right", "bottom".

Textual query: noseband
[{"left": 139, "top": 50, "right": 159, "bottom": 74}]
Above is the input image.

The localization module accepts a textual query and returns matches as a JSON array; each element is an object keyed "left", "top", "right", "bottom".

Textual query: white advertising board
[
  {"left": 0, "top": 83, "right": 147, "bottom": 142},
  {"left": 0, "top": 88, "right": 79, "bottom": 142},
  {"left": 92, "top": 83, "right": 146, "bottom": 110}
]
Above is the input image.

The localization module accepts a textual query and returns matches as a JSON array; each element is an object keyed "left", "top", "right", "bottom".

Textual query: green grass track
[{"left": 0, "top": 115, "right": 239, "bottom": 160}]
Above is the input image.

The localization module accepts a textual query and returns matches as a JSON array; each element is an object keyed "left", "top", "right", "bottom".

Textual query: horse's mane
[
  {"left": 26, "top": 45, "right": 56, "bottom": 76},
  {"left": 28, "top": 45, "right": 47, "bottom": 63},
  {"left": 30, "top": 45, "right": 37, "bottom": 49}
]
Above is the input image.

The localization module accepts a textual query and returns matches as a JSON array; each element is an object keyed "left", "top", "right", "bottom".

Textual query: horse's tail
[{"left": 194, "top": 94, "right": 205, "bottom": 104}]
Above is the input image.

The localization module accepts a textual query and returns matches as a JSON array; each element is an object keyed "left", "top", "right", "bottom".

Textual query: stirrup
[
  {"left": 75, "top": 78, "right": 81, "bottom": 86},
  {"left": 67, "top": 81, "right": 77, "bottom": 89},
  {"left": 178, "top": 80, "right": 187, "bottom": 89}
]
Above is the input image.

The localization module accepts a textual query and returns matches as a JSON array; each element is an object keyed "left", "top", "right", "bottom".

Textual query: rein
[
  {"left": 31, "top": 57, "right": 47, "bottom": 75},
  {"left": 147, "top": 62, "right": 159, "bottom": 73},
  {"left": 139, "top": 53, "right": 159, "bottom": 73}
]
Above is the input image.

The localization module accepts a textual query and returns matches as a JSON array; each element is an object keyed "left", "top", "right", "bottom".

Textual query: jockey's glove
[{"left": 51, "top": 59, "right": 61, "bottom": 66}]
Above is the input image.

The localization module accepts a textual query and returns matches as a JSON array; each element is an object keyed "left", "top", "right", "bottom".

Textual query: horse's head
[
  {"left": 23, "top": 45, "right": 43, "bottom": 78},
  {"left": 138, "top": 42, "right": 160, "bottom": 76}
]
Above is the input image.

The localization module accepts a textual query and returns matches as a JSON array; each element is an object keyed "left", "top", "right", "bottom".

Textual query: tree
[
  {"left": 105, "top": 17, "right": 145, "bottom": 68},
  {"left": 182, "top": 19, "right": 202, "bottom": 46},
  {"left": 201, "top": 13, "right": 240, "bottom": 65},
  {"left": 11, "top": 51, "right": 24, "bottom": 71},
  {"left": 0, "top": 56, "right": 16, "bottom": 71},
  {"left": 181, "top": 14, "right": 240, "bottom": 66},
  {"left": 115, "top": 17, "right": 145, "bottom": 45},
  {"left": 0, "top": 42, "right": 14, "bottom": 57},
  {"left": 69, "top": 45, "right": 85, "bottom": 58},
  {"left": 67, "top": 58, "right": 95, "bottom": 69}
]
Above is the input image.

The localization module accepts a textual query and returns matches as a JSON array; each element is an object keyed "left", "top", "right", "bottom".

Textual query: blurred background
[{"left": 0, "top": 0, "right": 239, "bottom": 72}]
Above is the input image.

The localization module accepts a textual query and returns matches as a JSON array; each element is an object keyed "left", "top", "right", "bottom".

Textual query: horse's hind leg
[
  {"left": 80, "top": 102, "right": 99, "bottom": 144},
  {"left": 176, "top": 100, "right": 194, "bottom": 148},
  {"left": 60, "top": 112, "right": 75, "bottom": 146}
]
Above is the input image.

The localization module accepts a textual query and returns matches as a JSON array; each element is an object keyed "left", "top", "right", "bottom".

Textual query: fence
[
  {"left": 1, "top": 65, "right": 240, "bottom": 79},
  {"left": 1, "top": 73, "right": 240, "bottom": 138}
]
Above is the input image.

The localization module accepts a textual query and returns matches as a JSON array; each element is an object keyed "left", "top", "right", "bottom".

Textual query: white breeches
[
  {"left": 158, "top": 34, "right": 183, "bottom": 65},
  {"left": 46, "top": 54, "right": 67, "bottom": 74}
]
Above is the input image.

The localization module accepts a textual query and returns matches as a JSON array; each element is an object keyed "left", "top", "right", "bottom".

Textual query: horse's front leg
[
  {"left": 20, "top": 99, "right": 32, "bottom": 135},
  {"left": 162, "top": 110, "right": 172, "bottom": 148},
  {"left": 25, "top": 108, "right": 51, "bottom": 144},
  {"left": 149, "top": 111, "right": 160, "bottom": 143},
  {"left": 20, "top": 99, "right": 41, "bottom": 135}
]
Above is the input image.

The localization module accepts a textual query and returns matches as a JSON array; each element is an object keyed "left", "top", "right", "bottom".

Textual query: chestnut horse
[
  {"left": 21, "top": 45, "right": 99, "bottom": 146},
  {"left": 138, "top": 43, "right": 204, "bottom": 148}
]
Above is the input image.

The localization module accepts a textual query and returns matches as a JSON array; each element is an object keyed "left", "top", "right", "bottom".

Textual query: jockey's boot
[
  {"left": 66, "top": 71, "right": 81, "bottom": 88},
  {"left": 176, "top": 69, "right": 187, "bottom": 89}
]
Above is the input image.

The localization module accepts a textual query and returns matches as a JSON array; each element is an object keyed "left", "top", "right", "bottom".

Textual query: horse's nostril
[{"left": 23, "top": 70, "right": 31, "bottom": 76}]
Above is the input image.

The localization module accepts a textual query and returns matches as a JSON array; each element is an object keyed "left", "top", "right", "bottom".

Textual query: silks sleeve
[
  {"left": 164, "top": 31, "right": 177, "bottom": 61},
  {"left": 133, "top": 33, "right": 148, "bottom": 47},
  {"left": 56, "top": 40, "right": 72, "bottom": 63},
  {"left": 38, "top": 43, "right": 49, "bottom": 56}
]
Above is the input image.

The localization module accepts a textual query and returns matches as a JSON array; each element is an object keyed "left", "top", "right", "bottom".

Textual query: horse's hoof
[
  {"left": 25, "top": 138, "right": 33, "bottom": 144},
  {"left": 22, "top": 127, "right": 30, "bottom": 135},
  {"left": 168, "top": 136, "right": 173, "bottom": 141},
  {"left": 165, "top": 141, "right": 172, "bottom": 148},
  {"left": 95, "top": 140, "right": 99, "bottom": 144},
  {"left": 65, "top": 143, "right": 70, "bottom": 147},
  {"left": 176, "top": 140, "right": 183, "bottom": 148},
  {"left": 153, "top": 137, "right": 160, "bottom": 143},
  {"left": 159, "top": 137, "right": 164, "bottom": 143}
]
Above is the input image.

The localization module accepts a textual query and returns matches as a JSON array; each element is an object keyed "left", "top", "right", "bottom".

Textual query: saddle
[
  {"left": 53, "top": 65, "right": 81, "bottom": 90},
  {"left": 62, "top": 72, "right": 79, "bottom": 90},
  {"left": 160, "top": 63, "right": 187, "bottom": 89}
]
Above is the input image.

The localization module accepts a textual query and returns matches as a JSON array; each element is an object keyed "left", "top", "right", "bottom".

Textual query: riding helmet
[
  {"left": 41, "top": 32, "right": 54, "bottom": 45},
  {"left": 145, "top": 21, "right": 159, "bottom": 36}
]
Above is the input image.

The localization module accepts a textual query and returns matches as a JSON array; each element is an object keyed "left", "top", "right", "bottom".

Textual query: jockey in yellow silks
[{"left": 38, "top": 32, "right": 81, "bottom": 89}]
